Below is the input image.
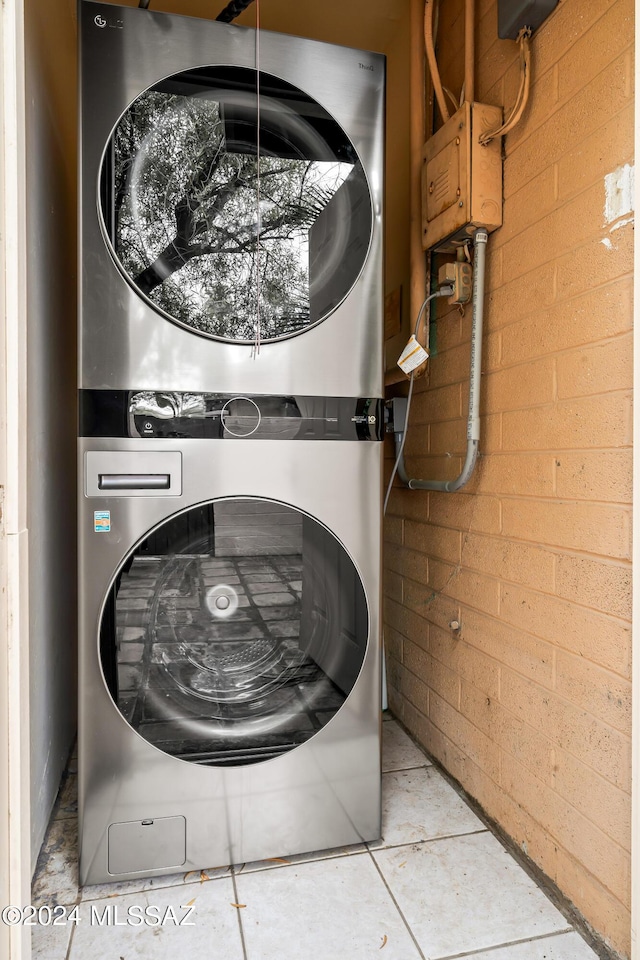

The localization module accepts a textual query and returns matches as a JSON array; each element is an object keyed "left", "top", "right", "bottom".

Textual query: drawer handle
[{"left": 98, "top": 473, "right": 171, "bottom": 491}]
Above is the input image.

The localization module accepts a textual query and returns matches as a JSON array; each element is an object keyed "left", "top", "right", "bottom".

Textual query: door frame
[{"left": 0, "top": 0, "right": 32, "bottom": 957}]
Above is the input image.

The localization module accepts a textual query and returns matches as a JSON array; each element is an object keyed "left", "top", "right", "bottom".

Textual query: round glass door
[
  {"left": 99, "top": 66, "right": 372, "bottom": 342},
  {"left": 100, "top": 499, "right": 368, "bottom": 765}
]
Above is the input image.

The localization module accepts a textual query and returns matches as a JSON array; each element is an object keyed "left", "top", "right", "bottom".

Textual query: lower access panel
[
  {"left": 108, "top": 817, "right": 186, "bottom": 875},
  {"left": 78, "top": 438, "right": 382, "bottom": 885}
]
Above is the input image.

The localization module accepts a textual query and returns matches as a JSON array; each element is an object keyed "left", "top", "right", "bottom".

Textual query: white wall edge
[{"left": 1, "top": 0, "right": 32, "bottom": 956}]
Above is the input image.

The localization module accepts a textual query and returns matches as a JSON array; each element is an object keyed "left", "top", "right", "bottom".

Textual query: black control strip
[{"left": 80, "top": 390, "right": 384, "bottom": 442}]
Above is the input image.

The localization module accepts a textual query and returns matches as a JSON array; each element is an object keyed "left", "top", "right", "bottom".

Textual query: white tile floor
[{"left": 31, "top": 718, "right": 603, "bottom": 960}]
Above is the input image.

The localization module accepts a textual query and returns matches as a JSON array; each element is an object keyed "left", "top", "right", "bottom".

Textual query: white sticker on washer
[{"left": 94, "top": 510, "right": 111, "bottom": 533}]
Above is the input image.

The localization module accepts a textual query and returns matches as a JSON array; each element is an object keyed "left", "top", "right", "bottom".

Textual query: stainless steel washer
[
  {"left": 79, "top": 0, "right": 385, "bottom": 398},
  {"left": 78, "top": 393, "right": 382, "bottom": 884}
]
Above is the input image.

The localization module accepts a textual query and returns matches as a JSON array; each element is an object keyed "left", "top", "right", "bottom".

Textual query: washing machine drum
[
  {"left": 99, "top": 65, "right": 372, "bottom": 343},
  {"left": 100, "top": 499, "right": 369, "bottom": 766}
]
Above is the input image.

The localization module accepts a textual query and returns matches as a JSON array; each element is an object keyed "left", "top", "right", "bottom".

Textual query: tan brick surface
[
  {"left": 501, "top": 392, "right": 632, "bottom": 451},
  {"left": 554, "top": 653, "right": 631, "bottom": 734},
  {"left": 500, "top": 669, "right": 631, "bottom": 792},
  {"left": 557, "top": 103, "right": 634, "bottom": 202},
  {"left": 461, "top": 531, "right": 555, "bottom": 592},
  {"left": 556, "top": 0, "right": 633, "bottom": 103},
  {"left": 499, "top": 583, "right": 631, "bottom": 677},
  {"left": 555, "top": 851, "right": 631, "bottom": 956},
  {"left": 504, "top": 53, "right": 631, "bottom": 196},
  {"left": 556, "top": 334, "right": 633, "bottom": 399},
  {"left": 487, "top": 261, "right": 557, "bottom": 331},
  {"left": 501, "top": 181, "right": 616, "bottom": 284},
  {"left": 501, "top": 754, "right": 630, "bottom": 906},
  {"left": 428, "top": 491, "right": 502, "bottom": 534},
  {"left": 404, "top": 520, "right": 462, "bottom": 564},
  {"left": 553, "top": 748, "right": 631, "bottom": 853},
  {"left": 483, "top": 357, "right": 555, "bottom": 414},
  {"left": 383, "top": 567, "right": 403, "bottom": 603},
  {"left": 467, "top": 452, "right": 555, "bottom": 497},
  {"left": 429, "top": 690, "right": 502, "bottom": 782},
  {"left": 555, "top": 554, "right": 632, "bottom": 620},
  {"left": 430, "top": 625, "right": 501, "bottom": 699},
  {"left": 555, "top": 230, "right": 634, "bottom": 301},
  {"left": 501, "top": 498, "right": 630, "bottom": 559},
  {"left": 405, "top": 639, "right": 460, "bottom": 709},
  {"left": 457, "top": 606, "right": 555, "bottom": 687},
  {"left": 384, "top": 0, "right": 632, "bottom": 951},
  {"left": 500, "top": 279, "right": 633, "bottom": 365},
  {"left": 555, "top": 449, "right": 632, "bottom": 503}
]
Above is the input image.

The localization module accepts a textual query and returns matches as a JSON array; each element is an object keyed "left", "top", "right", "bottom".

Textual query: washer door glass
[
  {"left": 100, "top": 66, "right": 372, "bottom": 342},
  {"left": 100, "top": 499, "right": 368, "bottom": 765}
]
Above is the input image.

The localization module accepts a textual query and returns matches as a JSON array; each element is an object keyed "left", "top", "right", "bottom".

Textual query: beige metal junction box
[{"left": 422, "top": 101, "right": 503, "bottom": 252}]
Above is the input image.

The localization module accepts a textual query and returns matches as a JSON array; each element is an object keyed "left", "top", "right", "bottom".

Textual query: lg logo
[{"left": 94, "top": 14, "right": 107, "bottom": 27}]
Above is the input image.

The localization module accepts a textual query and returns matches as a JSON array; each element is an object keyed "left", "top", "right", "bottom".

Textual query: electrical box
[
  {"left": 422, "top": 101, "right": 503, "bottom": 253},
  {"left": 498, "top": 0, "right": 558, "bottom": 39}
]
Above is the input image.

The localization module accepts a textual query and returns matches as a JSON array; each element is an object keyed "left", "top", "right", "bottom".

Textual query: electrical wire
[
  {"left": 383, "top": 286, "right": 453, "bottom": 515},
  {"left": 216, "top": 0, "right": 256, "bottom": 22},
  {"left": 424, "top": 0, "right": 450, "bottom": 123},
  {"left": 479, "top": 27, "right": 532, "bottom": 144}
]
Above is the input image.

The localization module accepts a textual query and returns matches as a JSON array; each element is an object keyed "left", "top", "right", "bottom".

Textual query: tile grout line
[
  {"left": 367, "top": 826, "right": 490, "bottom": 854},
  {"left": 63, "top": 871, "right": 83, "bottom": 960},
  {"left": 382, "top": 762, "right": 433, "bottom": 773},
  {"left": 367, "top": 845, "right": 428, "bottom": 960},
  {"left": 231, "top": 866, "right": 249, "bottom": 960},
  {"left": 428, "top": 925, "right": 578, "bottom": 960}
]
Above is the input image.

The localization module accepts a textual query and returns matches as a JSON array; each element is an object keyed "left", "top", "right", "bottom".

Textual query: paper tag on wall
[{"left": 397, "top": 335, "right": 429, "bottom": 374}]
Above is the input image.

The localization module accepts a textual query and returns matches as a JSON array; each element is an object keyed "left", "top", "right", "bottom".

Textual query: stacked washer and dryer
[{"left": 78, "top": 0, "right": 385, "bottom": 885}]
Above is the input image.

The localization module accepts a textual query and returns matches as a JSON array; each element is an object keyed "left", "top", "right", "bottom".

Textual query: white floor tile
[
  {"left": 235, "top": 852, "right": 422, "bottom": 960},
  {"left": 468, "top": 930, "right": 600, "bottom": 959},
  {"left": 68, "top": 877, "right": 243, "bottom": 959},
  {"left": 32, "top": 818, "right": 79, "bottom": 907},
  {"left": 373, "top": 833, "right": 572, "bottom": 960},
  {"left": 80, "top": 863, "right": 232, "bottom": 903},
  {"left": 31, "top": 917, "right": 73, "bottom": 960},
  {"left": 370, "top": 766, "right": 486, "bottom": 849},
  {"left": 382, "top": 720, "right": 431, "bottom": 773}
]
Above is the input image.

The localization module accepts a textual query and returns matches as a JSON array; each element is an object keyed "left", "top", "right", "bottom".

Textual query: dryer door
[
  {"left": 100, "top": 498, "right": 368, "bottom": 765},
  {"left": 99, "top": 66, "right": 372, "bottom": 343}
]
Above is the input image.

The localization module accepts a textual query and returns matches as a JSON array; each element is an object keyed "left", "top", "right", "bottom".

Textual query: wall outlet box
[{"left": 422, "top": 101, "right": 503, "bottom": 253}]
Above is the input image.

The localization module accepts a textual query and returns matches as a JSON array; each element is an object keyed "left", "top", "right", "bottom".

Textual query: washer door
[
  {"left": 100, "top": 499, "right": 368, "bottom": 765},
  {"left": 99, "top": 66, "right": 372, "bottom": 343}
]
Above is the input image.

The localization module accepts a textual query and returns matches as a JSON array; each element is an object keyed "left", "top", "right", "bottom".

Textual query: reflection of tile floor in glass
[
  {"left": 115, "top": 554, "right": 345, "bottom": 763},
  {"left": 32, "top": 719, "right": 603, "bottom": 960}
]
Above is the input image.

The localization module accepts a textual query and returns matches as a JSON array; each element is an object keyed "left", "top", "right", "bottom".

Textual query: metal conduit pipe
[{"left": 395, "top": 227, "right": 488, "bottom": 493}]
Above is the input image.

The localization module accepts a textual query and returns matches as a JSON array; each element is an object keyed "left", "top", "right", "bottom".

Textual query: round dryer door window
[
  {"left": 99, "top": 66, "right": 373, "bottom": 342},
  {"left": 100, "top": 499, "right": 368, "bottom": 765}
]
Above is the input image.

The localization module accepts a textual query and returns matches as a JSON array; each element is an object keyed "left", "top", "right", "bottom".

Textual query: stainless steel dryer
[
  {"left": 78, "top": 392, "right": 382, "bottom": 885},
  {"left": 79, "top": 1, "right": 384, "bottom": 398}
]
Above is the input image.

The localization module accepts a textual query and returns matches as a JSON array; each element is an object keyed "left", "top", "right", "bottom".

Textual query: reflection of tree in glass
[{"left": 113, "top": 91, "right": 352, "bottom": 340}]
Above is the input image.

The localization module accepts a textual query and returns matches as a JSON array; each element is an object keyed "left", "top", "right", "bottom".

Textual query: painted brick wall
[{"left": 384, "top": 0, "right": 634, "bottom": 954}]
